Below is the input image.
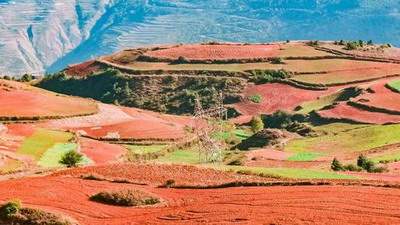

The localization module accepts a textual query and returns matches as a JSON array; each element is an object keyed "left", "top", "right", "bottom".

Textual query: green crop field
[
  {"left": 286, "top": 123, "right": 400, "bottom": 154},
  {"left": 216, "top": 165, "right": 356, "bottom": 179},
  {"left": 296, "top": 92, "right": 342, "bottom": 114},
  {"left": 37, "top": 143, "right": 92, "bottom": 168},
  {"left": 18, "top": 129, "right": 74, "bottom": 160},
  {"left": 370, "top": 148, "right": 400, "bottom": 163},
  {"left": 124, "top": 144, "right": 166, "bottom": 155},
  {"left": 287, "top": 152, "right": 324, "bottom": 161},
  {"left": 387, "top": 80, "right": 400, "bottom": 92},
  {"left": 156, "top": 150, "right": 201, "bottom": 164}
]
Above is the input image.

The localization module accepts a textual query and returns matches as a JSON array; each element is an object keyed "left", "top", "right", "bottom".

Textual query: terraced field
[
  {"left": 0, "top": 79, "right": 98, "bottom": 120},
  {"left": 3, "top": 41, "right": 400, "bottom": 225}
]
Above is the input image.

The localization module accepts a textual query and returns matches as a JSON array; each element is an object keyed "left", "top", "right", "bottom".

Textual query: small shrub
[
  {"left": 164, "top": 179, "right": 176, "bottom": 188},
  {"left": 270, "top": 57, "right": 284, "bottom": 64},
  {"left": 81, "top": 174, "right": 105, "bottom": 181},
  {"left": 250, "top": 115, "right": 264, "bottom": 133},
  {"left": 263, "top": 110, "right": 293, "bottom": 129},
  {"left": 251, "top": 69, "right": 290, "bottom": 84},
  {"left": 59, "top": 150, "right": 83, "bottom": 168},
  {"left": 357, "top": 154, "right": 368, "bottom": 169},
  {"left": 90, "top": 189, "right": 160, "bottom": 207},
  {"left": 0, "top": 200, "right": 21, "bottom": 218},
  {"left": 20, "top": 74, "right": 33, "bottom": 82},
  {"left": 249, "top": 94, "right": 262, "bottom": 103},
  {"left": 307, "top": 40, "right": 319, "bottom": 47},
  {"left": 343, "top": 164, "right": 362, "bottom": 172},
  {"left": 346, "top": 42, "right": 359, "bottom": 50},
  {"left": 0, "top": 200, "right": 73, "bottom": 225},
  {"left": 331, "top": 158, "right": 344, "bottom": 171},
  {"left": 370, "top": 166, "right": 388, "bottom": 173},
  {"left": 364, "top": 160, "right": 376, "bottom": 173},
  {"left": 174, "top": 56, "right": 189, "bottom": 64}
]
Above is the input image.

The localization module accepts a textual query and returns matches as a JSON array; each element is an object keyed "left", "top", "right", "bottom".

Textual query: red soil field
[
  {"left": 46, "top": 104, "right": 192, "bottom": 141},
  {"left": 0, "top": 175, "right": 399, "bottom": 225},
  {"left": 64, "top": 60, "right": 103, "bottom": 76},
  {"left": 79, "top": 138, "right": 126, "bottom": 164},
  {"left": 233, "top": 82, "right": 335, "bottom": 117},
  {"left": 317, "top": 102, "right": 400, "bottom": 124},
  {"left": 143, "top": 43, "right": 281, "bottom": 61},
  {"left": 0, "top": 79, "right": 98, "bottom": 119},
  {"left": 53, "top": 163, "right": 265, "bottom": 186},
  {"left": 351, "top": 79, "right": 400, "bottom": 113}
]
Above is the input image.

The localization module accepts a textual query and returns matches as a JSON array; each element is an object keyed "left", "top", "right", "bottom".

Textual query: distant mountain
[{"left": 0, "top": 0, "right": 400, "bottom": 76}]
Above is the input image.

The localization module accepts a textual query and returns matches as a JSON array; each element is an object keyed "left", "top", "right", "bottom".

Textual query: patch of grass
[
  {"left": 370, "top": 149, "right": 400, "bottom": 164},
  {"left": 155, "top": 150, "right": 200, "bottom": 164},
  {"left": 214, "top": 128, "right": 252, "bottom": 143},
  {"left": 215, "top": 165, "right": 356, "bottom": 179},
  {"left": 38, "top": 143, "right": 91, "bottom": 168},
  {"left": 124, "top": 145, "right": 166, "bottom": 155},
  {"left": 249, "top": 94, "right": 262, "bottom": 103},
  {"left": 286, "top": 124, "right": 400, "bottom": 154},
  {"left": 287, "top": 152, "right": 324, "bottom": 161},
  {"left": 18, "top": 129, "right": 74, "bottom": 160},
  {"left": 387, "top": 79, "right": 400, "bottom": 92},
  {"left": 90, "top": 189, "right": 160, "bottom": 207},
  {"left": 297, "top": 92, "right": 341, "bottom": 114}
]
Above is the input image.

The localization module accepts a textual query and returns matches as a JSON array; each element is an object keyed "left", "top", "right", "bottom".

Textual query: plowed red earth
[
  {"left": 0, "top": 79, "right": 97, "bottom": 118},
  {"left": 233, "top": 83, "right": 335, "bottom": 117},
  {"left": 0, "top": 176, "right": 399, "bottom": 225},
  {"left": 317, "top": 102, "right": 400, "bottom": 124},
  {"left": 352, "top": 79, "right": 400, "bottom": 113},
  {"left": 52, "top": 163, "right": 266, "bottom": 186},
  {"left": 65, "top": 60, "right": 103, "bottom": 77},
  {"left": 143, "top": 43, "right": 280, "bottom": 60},
  {"left": 79, "top": 138, "right": 126, "bottom": 164},
  {"left": 46, "top": 104, "right": 193, "bottom": 141}
]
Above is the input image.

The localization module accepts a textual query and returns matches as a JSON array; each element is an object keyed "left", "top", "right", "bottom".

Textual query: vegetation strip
[{"left": 159, "top": 180, "right": 400, "bottom": 190}]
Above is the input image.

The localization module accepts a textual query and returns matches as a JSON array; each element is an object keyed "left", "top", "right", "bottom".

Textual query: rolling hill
[{"left": 1, "top": 0, "right": 400, "bottom": 76}]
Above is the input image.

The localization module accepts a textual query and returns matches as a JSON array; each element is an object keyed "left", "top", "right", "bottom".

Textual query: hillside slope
[{"left": 1, "top": 0, "right": 400, "bottom": 76}]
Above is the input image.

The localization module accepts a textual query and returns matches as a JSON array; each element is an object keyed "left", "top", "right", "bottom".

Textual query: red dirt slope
[
  {"left": 45, "top": 104, "right": 193, "bottom": 141},
  {"left": 233, "top": 82, "right": 335, "bottom": 117},
  {"left": 317, "top": 102, "right": 400, "bottom": 124},
  {"left": 0, "top": 79, "right": 98, "bottom": 119},
  {"left": 351, "top": 79, "right": 400, "bottom": 114},
  {"left": 79, "top": 138, "right": 126, "bottom": 164}
]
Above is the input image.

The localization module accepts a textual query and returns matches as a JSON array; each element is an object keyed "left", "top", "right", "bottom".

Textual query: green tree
[
  {"left": 250, "top": 115, "right": 264, "bottom": 133},
  {"left": 357, "top": 154, "right": 368, "bottom": 168},
  {"left": 59, "top": 150, "right": 83, "bottom": 168},
  {"left": 0, "top": 200, "right": 21, "bottom": 218},
  {"left": 331, "top": 158, "right": 344, "bottom": 171},
  {"left": 20, "top": 74, "right": 33, "bottom": 82}
]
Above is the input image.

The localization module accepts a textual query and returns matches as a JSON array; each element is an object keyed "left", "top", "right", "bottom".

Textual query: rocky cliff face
[{"left": 0, "top": 0, "right": 399, "bottom": 76}]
